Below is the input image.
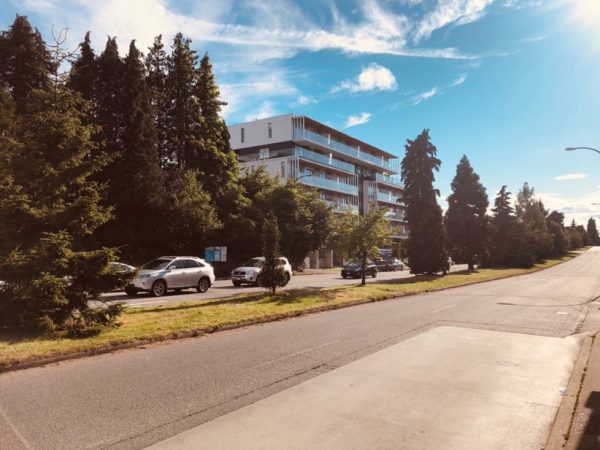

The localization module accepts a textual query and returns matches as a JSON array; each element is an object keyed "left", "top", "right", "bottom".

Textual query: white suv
[
  {"left": 126, "top": 256, "right": 215, "bottom": 297},
  {"left": 231, "top": 257, "right": 292, "bottom": 287}
]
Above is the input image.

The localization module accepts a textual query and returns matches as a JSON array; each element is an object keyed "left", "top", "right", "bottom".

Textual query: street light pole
[{"left": 565, "top": 146, "right": 600, "bottom": 154}]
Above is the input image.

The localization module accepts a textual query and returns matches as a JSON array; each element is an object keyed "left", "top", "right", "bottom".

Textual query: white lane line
[
  {"left": 556, "top": 311, "right": 569, "bottom": 315},
  {"left": 251, "top": 341, "right": 338, "bottom": 369},
  {"left": 0, "top": 405, "right": 33, "bottom": 450},
  {"left": 430, "top": 304, "right": 456, "bottom": 314}
]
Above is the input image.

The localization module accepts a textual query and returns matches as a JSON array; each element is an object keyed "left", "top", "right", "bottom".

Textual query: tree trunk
[{"left": 361, "top": 255, "right": 367, "bottom": 286}]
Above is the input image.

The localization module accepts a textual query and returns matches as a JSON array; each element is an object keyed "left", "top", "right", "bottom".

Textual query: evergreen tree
[
  {"left": 516, "top": 182, "right": 552, "bottom": 260},
  {"left": 260, "top": 215, "right": 287, "bottom": 294},
  {"left": 95, "top": 37, "right": 124, "bottom": 160},
  {"left": 67, "top": 31, "right": 97, "bottom": 105},
  {"left": 546, "top": 211, "right": 568, "bottom": 256},
  {"left": 166, "top": 32, "right": 199, "bottom": 169},
  {"left": 145, "top": 35, "right": 170, "bottom": 167},
  {"left": 587, "top": 217, "right": 600, "bottom": 245},
  {"left": 401, "top": 129, "right": 448, "bottom": 274},
  {"left": 194, "top": 53, "right": 239, "bottom": 199},
  {"left": 444, "top": 155, "right": 488, "bottom": 271},
  {"left": 100, "top": 40, "right": 168, "bottom": 262},
  {"left": 0, "top": 85, "right": 124, "bottom": 332},
  {"left": 0, "top": 15, "right": 54, "bottom": 113}
]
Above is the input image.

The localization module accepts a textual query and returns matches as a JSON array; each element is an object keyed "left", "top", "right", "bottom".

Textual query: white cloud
[
  {"left": 554, "top": 173, "right": 587, "bottom": 181},
  {"left": 414, "top": 0, "right": 494, "bottom": 43},
  {"left": 344, "top": 112, "right": 372, "bottom": 128},
  {"left": 413, "top": 87, "right": 441, "bottom": 105},
  {"left": 219, "top": 70, "right": 298, "bottom": 120},
  {"left": 292, "top": 95, "right": 316, "bottom": 107},
  {"left": 450, "top": 73, "right": 467, "bottom": 87},
  {"left": 538, "top": 189, "right": 600, "bottom": 226},
  {"left": 243, "top": 100, "right": 278, "bottom": 122},
  {"left": 332, "top": 63, "right": 398, "bottom": 93}
]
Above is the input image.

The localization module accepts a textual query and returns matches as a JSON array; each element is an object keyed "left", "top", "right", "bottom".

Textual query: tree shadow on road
[{"left": 576, "top": 391, "right": 600, "bottom": 449}]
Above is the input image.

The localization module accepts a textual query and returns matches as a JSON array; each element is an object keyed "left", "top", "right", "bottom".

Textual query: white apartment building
[{"left": 228, "top": 114, "right": 407, "bottom": 265}]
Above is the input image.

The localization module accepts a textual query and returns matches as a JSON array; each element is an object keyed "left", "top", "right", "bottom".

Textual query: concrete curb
[
  {"left": 544, "top": 332, "right": 595, "bottom": 449},
  {"left": 0, "top": 255, "right": 582, "bottom": 375}
]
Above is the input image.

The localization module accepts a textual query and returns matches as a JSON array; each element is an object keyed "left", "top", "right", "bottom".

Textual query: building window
[
  {"left": 241, "top": 127, "right": 245, "bottom": 143},
  {"left": 268, "top": 122, "right": 273, "bottom": 139},
  {"left": 259, "top": 147, "right": 270, "bottom": 160}
]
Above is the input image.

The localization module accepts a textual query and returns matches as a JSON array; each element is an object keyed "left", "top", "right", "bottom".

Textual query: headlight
[{"left": 139, "top": 274, "right": 153, "bottom": 279}]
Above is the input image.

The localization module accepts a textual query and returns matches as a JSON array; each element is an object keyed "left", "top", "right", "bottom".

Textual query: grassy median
[{"left": 0, "top": 253, "right": 580, "bottom": 371}]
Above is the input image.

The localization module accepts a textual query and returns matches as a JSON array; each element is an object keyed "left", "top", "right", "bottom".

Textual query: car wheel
[
  {"left": 255, "top": 274, "right": 263, "bottom": 287},
  {"left": 232, "top": 280, "right": 242, "bottom": 287},
  {"left": 283, "top": 273, "right": 291, "bottom": 286},
  {"left": 151, "top": 280, "right": 167, "bottom": 297},
  {"left": 341, "top": 274, "right": 347, "bottom": 279},
  {"left": 197, "top": 277, "right": 210, "bottom": 293},
  {"left": 125, "top": 286, "right": 137, "bottom": 297},
  {"left": 372, "top": 270, "right": 377, "bottom": 278}
]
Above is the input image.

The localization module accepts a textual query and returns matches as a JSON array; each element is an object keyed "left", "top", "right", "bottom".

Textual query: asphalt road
[
  {"left": 97, "top": 264, "right": 468, "bottom": 308},
  {"left": 1, "top": 250, "right": 599, "bottom": 449}
]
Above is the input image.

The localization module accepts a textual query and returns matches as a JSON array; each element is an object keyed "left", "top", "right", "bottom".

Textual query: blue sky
[{"left": 2, "top": 0, "right": 600, "bottom": 224}]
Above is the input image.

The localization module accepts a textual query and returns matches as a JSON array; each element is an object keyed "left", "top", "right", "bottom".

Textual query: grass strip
[{"left": 0, "top": 253, "right": 579, "bottom": 371}]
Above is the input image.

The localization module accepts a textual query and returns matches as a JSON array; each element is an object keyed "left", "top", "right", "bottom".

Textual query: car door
[
  {"left": 182, "top": 259, "right": 203, "bottom": 286},
  {"left": 165, "top": 260, "right": 187, "bottom": 288}
]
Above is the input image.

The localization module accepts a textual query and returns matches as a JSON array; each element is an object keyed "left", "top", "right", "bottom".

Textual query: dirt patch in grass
[{"left": 0, "top": 253, "right": 576, "bottom": 371}]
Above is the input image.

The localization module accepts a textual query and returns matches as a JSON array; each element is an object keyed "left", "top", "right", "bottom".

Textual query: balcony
[
  {"left": 298, "top": 172, "right": 358, "bottom": 195},
  {"left": 385, "top": 210, "right": 406, "bottom": 221},
  {"left": 295, "top": 147, "right": 355, "bottom": 174},
  {"left": 376, "top": 173, "right": 403, "bottom": 188},
  {"left": 294, "top": 127, "right": 399, "bottom": 173},
  {"left": 377, "top": 191, "right": 401, "bottom": 205}
]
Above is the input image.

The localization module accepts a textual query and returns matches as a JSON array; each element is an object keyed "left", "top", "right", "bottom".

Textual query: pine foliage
[
  {"left": 401, "top": 129, "right": 448, "bottom": 274},
  {"left": 444, "top": 155, "right": 488, "bottom": 270}
]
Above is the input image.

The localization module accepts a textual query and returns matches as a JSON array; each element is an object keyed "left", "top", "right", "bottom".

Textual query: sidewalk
[
  {"left": 148, "top": 327, "right": 579, "bottom": 450},
  {"left": 546, "top": 302, "right": 600, "bottom": 450}
]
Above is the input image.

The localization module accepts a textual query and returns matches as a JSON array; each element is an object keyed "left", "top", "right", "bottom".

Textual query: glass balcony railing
[
  {"left": 376, "top": 173, "right": 403, "bottom": 187},
  {"left": 298, "top": 172, "right": 358, "bottom": 195},
  {"left": 295, "top": 147, "right": 355, "bottom": 173},
  {"left": 294, "top": 127, "right": 399, "bottom": 173},
  {"left": 377, "top": 191, "right": 401, "bottom": 204},
  {"left": 385, "top": 210, "right": 406, "bottom": 221}
]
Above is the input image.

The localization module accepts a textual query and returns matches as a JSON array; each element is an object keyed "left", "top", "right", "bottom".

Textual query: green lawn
[{"left": 0, "top": 253, "right": 578, "bottom": 371}]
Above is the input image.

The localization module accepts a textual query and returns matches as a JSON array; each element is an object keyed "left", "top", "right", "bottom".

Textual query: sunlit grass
[{"left": 0, "top": 253, "right": 576, "bottom": 370}]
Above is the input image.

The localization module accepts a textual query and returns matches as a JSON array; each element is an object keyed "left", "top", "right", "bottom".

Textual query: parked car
[
  {"left": 341, "top": 261, "right": 378, "bottom": 279},
  {"left": 126, "top": 256, "right": 215, "bottom": 297},
  {"left": 231, "top": 256, "right": 293, "bottom": 286},
  {"left": 109, "top": 262, "right": 136, "bottom": 273},
  {"left": 391, "top": 258, "right": 405, "bottom": 271}
]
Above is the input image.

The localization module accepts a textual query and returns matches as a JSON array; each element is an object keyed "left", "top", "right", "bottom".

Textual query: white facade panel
[{"left": 228, "top": 114, "right": 294, "bottom": 150}]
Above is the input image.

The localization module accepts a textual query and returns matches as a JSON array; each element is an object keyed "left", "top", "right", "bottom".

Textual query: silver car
[
  {"left": 126, "top": 256, "right": 215, "bottom": 297},
  {"left": 231, "top": 256, "right": 292, "bottom": 287}
]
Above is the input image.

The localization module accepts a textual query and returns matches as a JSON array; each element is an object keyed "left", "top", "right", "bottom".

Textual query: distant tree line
[
  {"left": 0, "top": 16, "right": 331, "bottom": 332},
  {"left": 400, "top": 130, "right": 598, "bottom": 274}
]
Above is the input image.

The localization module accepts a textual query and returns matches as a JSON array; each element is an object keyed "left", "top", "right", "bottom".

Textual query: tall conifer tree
[
  {"left": 401, "top": 129, "right": 448, "bottom": 274},
  {"left": 587, "top": 217, "right": 600, "bottom": 245},
  {"left": 0, "top": 82, "right": 124, "bottom": 331},
  {"left": 67, "top": 32, "right": 97, "bottom": 105},
  {"left": 444, "top": 155, "right": 488, "bottom": 270},
  {"left": 0, "top": 15, "right": 54, "bottom": 113},
  {"left": 145, "top": 35, "right": 170, "bottom": 167}
]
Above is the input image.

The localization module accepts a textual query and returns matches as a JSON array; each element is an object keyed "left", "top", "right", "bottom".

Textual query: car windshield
[
  {"left": 346, "top": 262, "right": 362, "bottom": 268},
  {"left": 242, "top": 258, "right": 264, "bottom": 268},
  {"left": 141, "top": 258, "right": 172, "bottom": 270}
]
